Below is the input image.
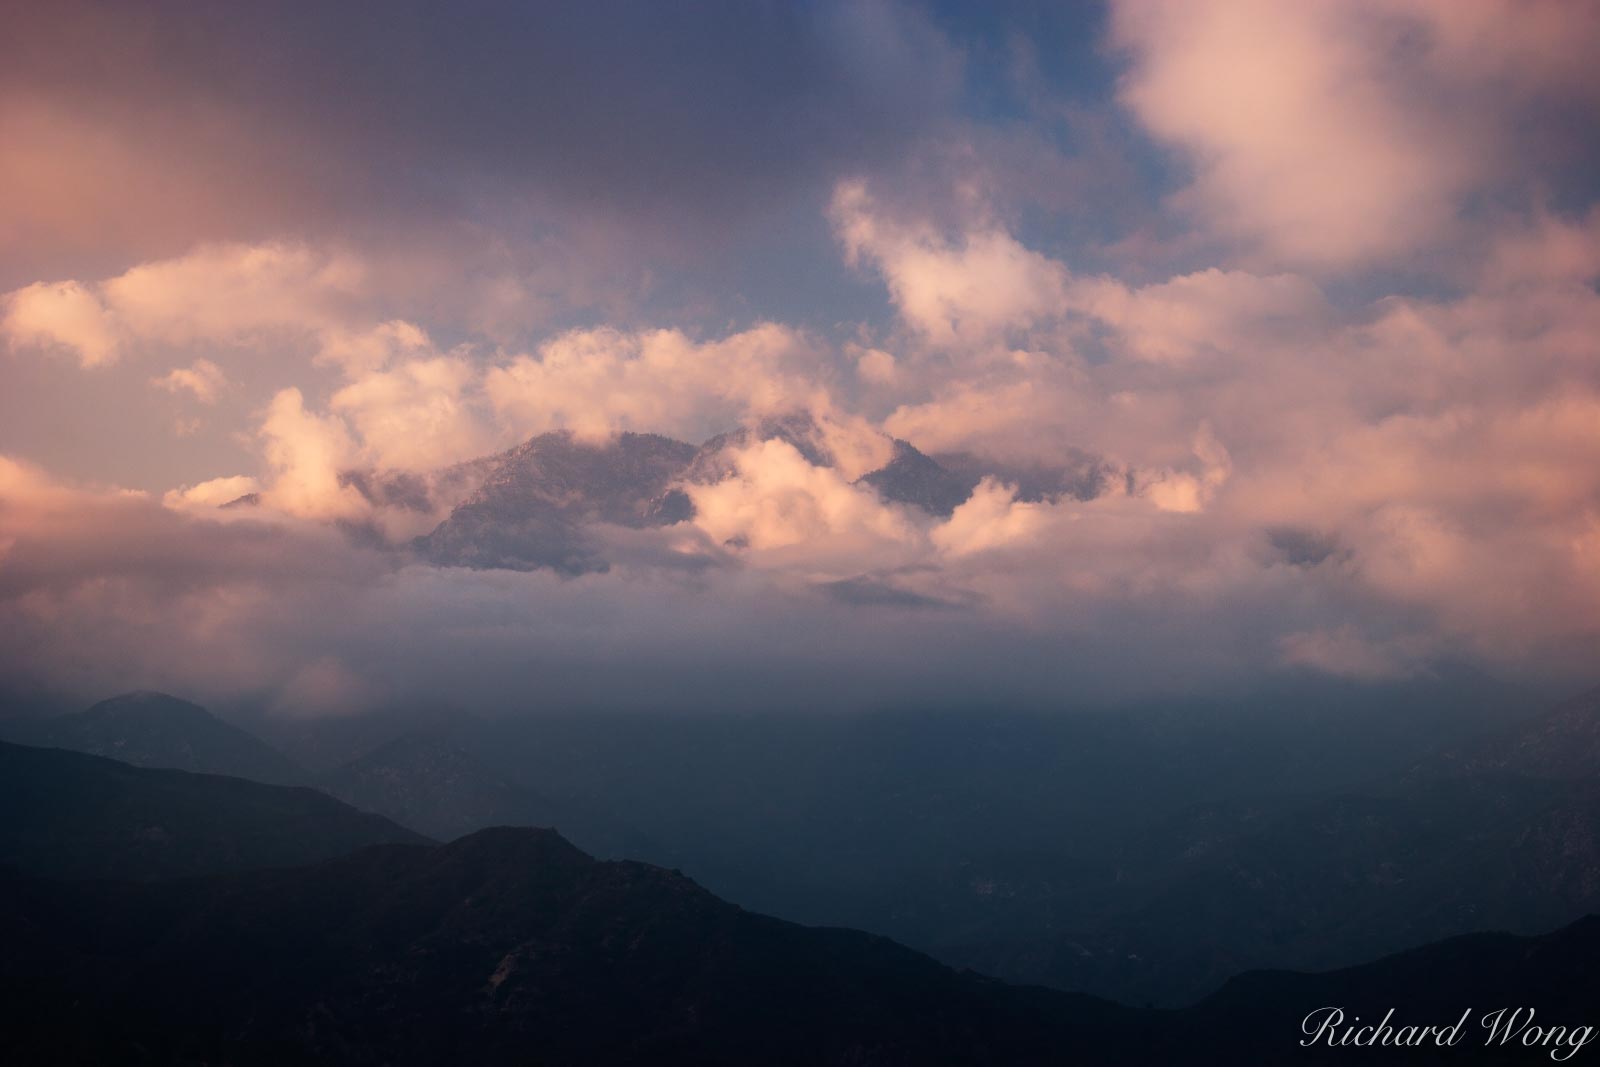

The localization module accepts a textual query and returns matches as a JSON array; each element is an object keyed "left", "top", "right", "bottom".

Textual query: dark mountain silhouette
[
  {"left": 1183, "top": 916, "right": 1600, "bottom": 1063},
  {"left": 0, "top": 827, "right": 1149, "bottom": 1066},
  {"left": 0, "top": 741, "right": 426, "bottom": 880},
  {"left": 940, "top": 772, "right": 1600, "bottom": 1005},
  {"left": 386, "top": 685, "right": 1571, "bottom": 1007},
  {"left": 26, "top": 691, "right": 306, "bottom": 785},
  {"left": 938, "top": 687, "right": 1600, "bottom": 1004},
  {"left": 932, "top": 448, "right": 1115, "bottom": 503},
  {"left": 2, "top": 821, "right": 1596, "bottom": 1064},
  {"left": 318, "top": 731, "right": 657, "bottom": 858},
  {"left": 857, "top": 439, "right": 974, "bottom": 517}
]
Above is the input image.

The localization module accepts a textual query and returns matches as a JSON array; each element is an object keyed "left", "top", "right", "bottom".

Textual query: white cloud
[
  {"left": 2, "top": 280, "right": 121, "bottom": 366},
  {"left": 485, "top": 324, "right": 827, "bottom": 444},
  {"left": 831, "top": 180, "right": 1068, "bottom": 346},
  {"left": 1138, "top": 425, "right": 1232, "bottom": 514},
  {"left": 257, "top": 388, "right": 365, "bottom": 522},
  {"left": 330, "top": 354, "right": 489, "bottom": 471},
  {"left": 930, "top": 478, "right": 1043, "bottom": 557},
  {"left": 686, "top": 438, "right": 919, "bottom": 568},
  {"left": 1, "top": 242, "right": 372, "bottom": 368},
  {"left": 316, "top": 320, "right": 434, "bottom": 378},
  {"left": 162, "top": 475, "right": 260, "bottom": 515},
  {"left": 1110, "top": 0, "right": 1600, "bottom": 269},
  {"left": 151, "top": 358, "right": 227, "bottom": 404},
  {"left": 1068, "top": 269, "right": 1326, "bottom": 363}
]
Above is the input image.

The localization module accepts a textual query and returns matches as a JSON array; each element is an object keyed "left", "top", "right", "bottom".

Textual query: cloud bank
[{"left": 1, "top": 0, "right": 1597, "bottom": 713}]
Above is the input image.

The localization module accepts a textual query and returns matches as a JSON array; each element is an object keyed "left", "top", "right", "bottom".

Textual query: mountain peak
[
  {"left": 81, "top": 690, "right": 214, "bottom": 724},
  {"left": 89, "top": 688, "right": 200, "bottom": 708},
  {"left": 417, "top": 430, "right": 698, "bottom": 575},
  {"left": 43, "top": 692, "right": 306, "bottom": 785},
  {"left": 434, "top": 824, "right": 595, "bottom": 871},
  {"left": 857, "top": 439, "right": 975, "bottom": 517}
]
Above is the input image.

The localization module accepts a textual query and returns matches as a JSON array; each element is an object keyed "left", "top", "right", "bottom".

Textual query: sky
[{"left": 2, "top": 0, "right": 1598, "bottom": 715}]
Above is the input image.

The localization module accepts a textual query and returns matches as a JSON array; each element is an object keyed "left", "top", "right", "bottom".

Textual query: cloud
[
  {"left": 1110, "top": 0, "right": 1600, "bottom": 268},
  {"left": 151, "top": 359, "right": 227, "bottom": 404},
  {"left": 2, "top": 280, "right": 121, "bottom": 366},
  {"left": 686, "top": 438, "right": 919, "bottom": 570},
  {"left": 1139, "top": 426, "right": 1232, "bottom": 515},
  {"left": 1, "top": 5, "right": 1597, "bottom": 711},
  {"left": 0, "top": 454, "right": 1353, "bottom": 713},
  {"left": 832, "top": 180, "right": 1070, "bottom": 347},
  {"left": 1068, "top": 269, "right": 1327, "bottom": 364},
  {"left": 1, "top": 242, "right": 372, "bottom": 368},
  {"left": 162, "top": 475, "right": 260, "bottom": 515},
  {"left": 485, "top": 325, "right": 828, "bottom": 445},
  {"left": 256, "top": 388, "right": 365, "bottom": 522},
  {"left": 330, "top": 354, "right": 488, "bottom": 472},
  {"left": 272, "top": 656, "right": 376, "bottom": 718},
  {"left": 317, "top": 320, "right": 434, "bottom": 378},
  {"left": 0, "top": 1, "right": 959, "bottom": 277},
  {"left": 1280, "top": 627, "right": 1425, "bottom": 681},
  {"left": 929, "top": 478, "right": 1044, "bottom": 558}
]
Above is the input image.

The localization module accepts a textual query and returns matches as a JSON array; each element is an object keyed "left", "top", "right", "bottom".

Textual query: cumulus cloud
[
  {"left": 1140, "top": 426, "right": 1232, "bottom": 515},
  {"left": 831, "top": 180, "right": 1068, "bottom": 347},
  {"left": 0, "top": 242, "right": 372, "bottom": 368},
  {"left": 486, "top": 325, "right": 829, "bottom": 444},
  {"left": 151, "top": 358, "right": 227, "bottom": 404},
  {"left": 930, "top": 479, "right": 1044, "bottom": 558},
  {"left": 2, "top": 280, "right": 121, "bottom": 366},
  {"left": 0, "top": 453, "right": 1447, "bottom": 714},
  {"left": 1068, "top": 269, "right": 1327, "bottom": 364},
  {"left": 686, "top": 438, "right": 918, "bottom": 569},
  {"left": 330, "top": 354, "right": 488, "bottom": 471},
  {"left": 256, "top": 388, "right": 365, "bottom": 522},
  {"left": 1110, "top": 0, "right": 1600, "bottom": 268},
  {"left": 162, "top": 475, "right": 260, "bottom": 515},
  {"left": 317, "top": 320, "right": 434, "bottom": 378},
  {"left": 2, "top": 1, "right": 1598, "bottom": 711}
]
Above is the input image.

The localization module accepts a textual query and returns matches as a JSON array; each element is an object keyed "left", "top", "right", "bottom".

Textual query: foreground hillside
[
  {"left": 0, "top": 827, "right": 1145, "bottom": 1066},
  {"left": 17, "top": 683, "right": 1599, "bottom": 1008},
  {"left": 3, "top": 733, "right": 1598, "bottom": 1064},
  {"left": 3, "top": 822, "right": 1597, "bottom": 1065}
]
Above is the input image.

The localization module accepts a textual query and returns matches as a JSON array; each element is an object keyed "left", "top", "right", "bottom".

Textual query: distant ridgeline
[
  {"left": 2, "top": 740, "right": 1599, "bottom": 1064},
  {"left": 1, "top": 685, "right": 1598, "bottom": 1062}
]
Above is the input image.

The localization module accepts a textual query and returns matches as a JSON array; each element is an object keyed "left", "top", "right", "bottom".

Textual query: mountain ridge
[
  {"left": 20, "top": 691, "right": 307, "bottom": 785},
  {"left": 410, "top": 417, "right": 1089, "bottom": 573},
  {"left": 3, "top": 821, "right": 1597, "bottom": 1064},
  {"left": 0, "top": 740, "right": 427, "bottom": 880}
]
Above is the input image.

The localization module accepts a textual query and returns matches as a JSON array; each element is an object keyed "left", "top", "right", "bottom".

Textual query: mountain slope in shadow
[
  {"left": 22, "top": 691, "right": 307, "bottom": 785},
  {"left": 936, "top": 685, "right": 1600, "bottom": 1005},
  {"left": 318, "top": 730, "right": 658, "bottom": 858},
  {"left": 0, "top": 827, "right": 1146, "bottom": 1066},
  {"left": 0, "top": 741, "right": 427, "bottom": 880},
  {"left": 2, "top": 822, "right": 1596, "bottom": 1065}
]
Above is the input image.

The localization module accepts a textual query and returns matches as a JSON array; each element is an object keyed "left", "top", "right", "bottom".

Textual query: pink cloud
[{"left": 1110, "top": 0, "right": 1600, "bottom": 269}]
